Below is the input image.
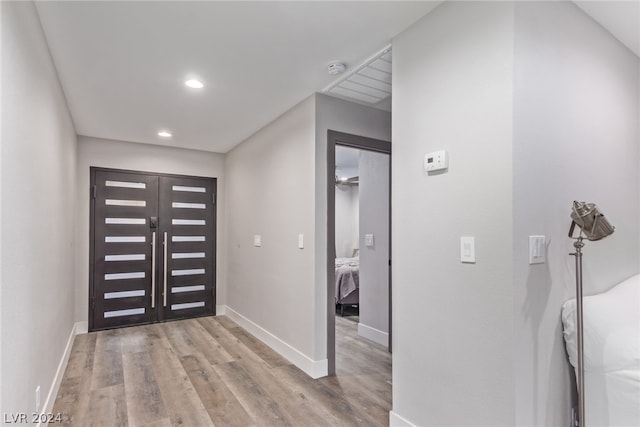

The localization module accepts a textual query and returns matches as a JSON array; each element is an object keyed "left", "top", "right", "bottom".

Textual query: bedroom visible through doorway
[{"left": 327, "top": 131, "right": 391, "bottom": 380}]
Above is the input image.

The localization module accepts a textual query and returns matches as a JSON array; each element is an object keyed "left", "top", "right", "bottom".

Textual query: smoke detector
[{"left": 328, "top": 62, "right": 346, "bottom": 75}]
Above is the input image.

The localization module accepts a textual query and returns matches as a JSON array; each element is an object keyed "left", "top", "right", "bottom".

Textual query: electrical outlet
[{"left": 35, "top": 385, "right": 40, "bottom": 412}]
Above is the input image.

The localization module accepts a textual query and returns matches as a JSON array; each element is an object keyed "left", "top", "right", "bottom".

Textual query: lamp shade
[{"left": 570, "top": 201, "right": 615, "bottom": 241}]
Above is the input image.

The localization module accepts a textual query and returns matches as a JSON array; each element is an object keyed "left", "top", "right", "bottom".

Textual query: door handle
[
  {"left": 151, "top": 231, "right": 156, "bottom": 309},
  {"left": 163, "top": 232, "right": 168, "bottom": 307}
]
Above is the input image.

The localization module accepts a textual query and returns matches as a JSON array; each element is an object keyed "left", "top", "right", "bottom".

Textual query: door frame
[
  {"left": 326, "top": 130, "right": 391, "bottom": 375},
  {"left": 89, "top": 166, "right": 217, "bottom": 331}
]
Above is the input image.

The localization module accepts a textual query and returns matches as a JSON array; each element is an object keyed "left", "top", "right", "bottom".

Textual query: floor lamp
[{"left": 568, "top": 201, "right": 615, "bottom": 427}]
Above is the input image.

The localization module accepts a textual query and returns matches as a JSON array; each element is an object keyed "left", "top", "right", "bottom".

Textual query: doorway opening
[{"left": 327, "top": 131, "right": 391, "bottom": 379}]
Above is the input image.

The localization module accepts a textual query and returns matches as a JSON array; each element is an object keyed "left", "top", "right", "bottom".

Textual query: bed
[
  {"left": 561, "top": 274, "right": 640, "bottom": 427},
  {"left": 335, "top": 257, "right": 359, "bottom": 315}
]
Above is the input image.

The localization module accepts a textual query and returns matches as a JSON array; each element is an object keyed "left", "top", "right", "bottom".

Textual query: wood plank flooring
[{"left": 51, "top": 315, "right": 391, "bottom": 426}]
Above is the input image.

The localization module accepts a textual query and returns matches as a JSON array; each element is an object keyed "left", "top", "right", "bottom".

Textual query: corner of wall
[
  {"left": 391, "top": 1, "right": 515, "bottom": 425},
  {"left": 224, "top": 94, "right": 318, "bottom": 368}
]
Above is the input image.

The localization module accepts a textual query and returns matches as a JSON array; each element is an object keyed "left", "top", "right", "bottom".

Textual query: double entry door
[{"left": 90, "top": 168, "right": 216, "bottom": 331}]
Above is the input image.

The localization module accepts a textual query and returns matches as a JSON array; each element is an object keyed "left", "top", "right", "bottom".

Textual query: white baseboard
[
  {"left": 39, "top": 321, "right": 85, "bottom": 427},
  {"left": 358, "top": 322, "right": 389, "bottom": 347},
  {"left": 223, "top": 305, "right": 328, "bottom": 379},
  {"left": 389, "top": 410, "right": 417, "bottom": 427},
  {"left": 215, "top": 304, "right": 226, "bottom": 315},
  {"left": 75, "top": 320, "right": 88, "bottom": 335}
]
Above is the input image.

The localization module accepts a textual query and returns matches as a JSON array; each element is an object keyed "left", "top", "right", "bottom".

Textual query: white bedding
[{"left": 562, "top": 274, "right": 640, "bottom": 427}]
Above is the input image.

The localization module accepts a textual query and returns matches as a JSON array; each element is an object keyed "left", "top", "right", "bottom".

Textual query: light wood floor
[{"left": 51, "top": 315, "right": 391, "bottom": 426}]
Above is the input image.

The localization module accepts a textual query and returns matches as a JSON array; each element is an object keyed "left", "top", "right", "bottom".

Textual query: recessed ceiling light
[
  {"left": 185, "top": 79, "right": 204, "bottom": 89},
  {"left": 158, "top": 131, "right": 172, "bottom": 138}
]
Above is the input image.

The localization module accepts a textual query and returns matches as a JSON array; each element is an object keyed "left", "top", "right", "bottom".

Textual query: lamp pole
[{"left": 571, "top": 236, "right": 585, "bottom": 427}]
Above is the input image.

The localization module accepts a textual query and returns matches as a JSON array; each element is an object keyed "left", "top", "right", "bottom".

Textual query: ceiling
[
  {"left": 574, "top": 1, "right": 640, "bottom": 58},
  {"left": 324, "top": 46, "right": 392, "bottom": 111},
  {"left": 35, "top": 1, "right": 441, "bottom": 154},
  {"left": 35, "top": 1, "right": 638, "bottom": 155}
]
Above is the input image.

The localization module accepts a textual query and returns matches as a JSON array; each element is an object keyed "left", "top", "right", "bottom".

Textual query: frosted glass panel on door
[
  {"left": 104, "top": 308, "right": 145, "bottom": 318},
  {"left": 105, "top": 181, "right": 146, "bottom": 189},
  {"left": 172, "top": 185, "right": 205, "bottom": 193},
  {"left": 171, "top": 302, "right": 205, "bottom": 311},
  {"left": 105, "top": 218, "right": 146, "bottom": 225},
  {"left": 172, "top": 202, "right": 205, "bottom": 209},
  {"left": 105, "top": 272, "right": 145, "bottom": 281},
  {"left": 172, "top": 236, "right": 205, "bottom": 242},
  {"left": 104, "top": 290, "right": 145, "bottom": 299},
  {"left": 172, "top": 219, "right": 206, "bottom": 226},
  {"left": 105, "top": 236, "right": 145, "bottom": 243},
  {"left": 105, "top": 254, "right": 145, "bottom": 262},
  {"left": 172, "top": 285, "right": 205, "bottom": 293},
  {"left": 172, "top": 252, "right": 205, "bottom": 259},
  {"left": 172, "top": 268, "right": 205, "bottom": 276},
  {"left": 106, "top": 199, "right": 146, "bottom": 207}
]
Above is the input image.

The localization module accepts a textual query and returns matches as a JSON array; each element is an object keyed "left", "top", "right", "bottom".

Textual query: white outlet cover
[{"left": 253, "top": 234, "right": 261, "bottom": 247}]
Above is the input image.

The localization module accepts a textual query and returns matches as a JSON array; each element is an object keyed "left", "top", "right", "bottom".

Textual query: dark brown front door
[{"left": 90, "top": 168, "right": 216, "bottom": 331}]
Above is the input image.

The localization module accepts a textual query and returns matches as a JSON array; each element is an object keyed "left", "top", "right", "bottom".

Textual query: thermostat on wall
[{"left": 424, "top": 150, "right": 449, "bottom": 172}]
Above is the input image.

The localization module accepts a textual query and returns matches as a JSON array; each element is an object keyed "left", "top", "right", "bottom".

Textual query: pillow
[{"left": 562, "top": 274, "right": 640, "bottom": 427}]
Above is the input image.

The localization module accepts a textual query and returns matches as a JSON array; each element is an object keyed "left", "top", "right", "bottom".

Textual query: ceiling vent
[{"left": 323, "top": 45, "right": 391, "bottom": 110}]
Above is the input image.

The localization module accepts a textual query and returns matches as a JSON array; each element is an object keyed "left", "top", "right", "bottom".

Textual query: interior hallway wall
[
  {"left": 76, "top": 136, "right": 226, "bottom": 323},
  {"left": 1, "top": 1, "right": 78, "bottom": 415},
  {"left": 391, "top": 2, "right": 515, "bottom": 425},
  {"left": 513, "top": 2, "right": 640, "bottom": 425},
  {"left": 224, "top": 96, "right": 317, "bottom": 368},
  {"left": 1, "top": 0, "right": 4, "bottom": 412}
]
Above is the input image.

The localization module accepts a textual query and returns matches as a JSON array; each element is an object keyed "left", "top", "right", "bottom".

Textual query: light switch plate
[
  {"left": 365, "top": 234, "right": 374, "bottom": 247},
  {"left": 529, "top": 235, "right": 546, "bottom": 264},
  {"left": 254, "top": 234, "right": 261, "bottom": 247},
  {"left": 298, "top": 234, "right": 304, "bottom": 249},
  {"left": 460, "top": 236, "right": 476, "bottom": 263}
]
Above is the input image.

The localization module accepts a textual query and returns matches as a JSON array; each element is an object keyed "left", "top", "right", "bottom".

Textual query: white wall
[
  {"left": 1, "top": 0, "right": 78, "bottom": 415},
  {"left": 0, "top": 1, "right": 4, "bottom": 413},
  {"left": 513, "top": 2, "right": 640, "bottom": 425},
  {"left": 225, "top": 96, "right": 318, "bottom": 365},
  {"left": 358, "top": 150, "right": 389, "bottom": 345},
  {"left": 315, "top": 93, "right": 391, "bottom": 361},
  {"left": 392, "top": 2, "right": 515, "bottom": 426},
  {"left": 76, "top": 136, "right": 226, "bottom": 322},
  {"left": 223, "top": 94, "right": 391, "bottom": 376},
  {"left": 335, "top": 185, "right": 359, "bottom": 258}
]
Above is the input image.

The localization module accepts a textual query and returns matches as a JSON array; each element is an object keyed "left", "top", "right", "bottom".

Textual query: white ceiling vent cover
[{"left": 323, "top": 45, "right": 391, "bottom": 109}]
